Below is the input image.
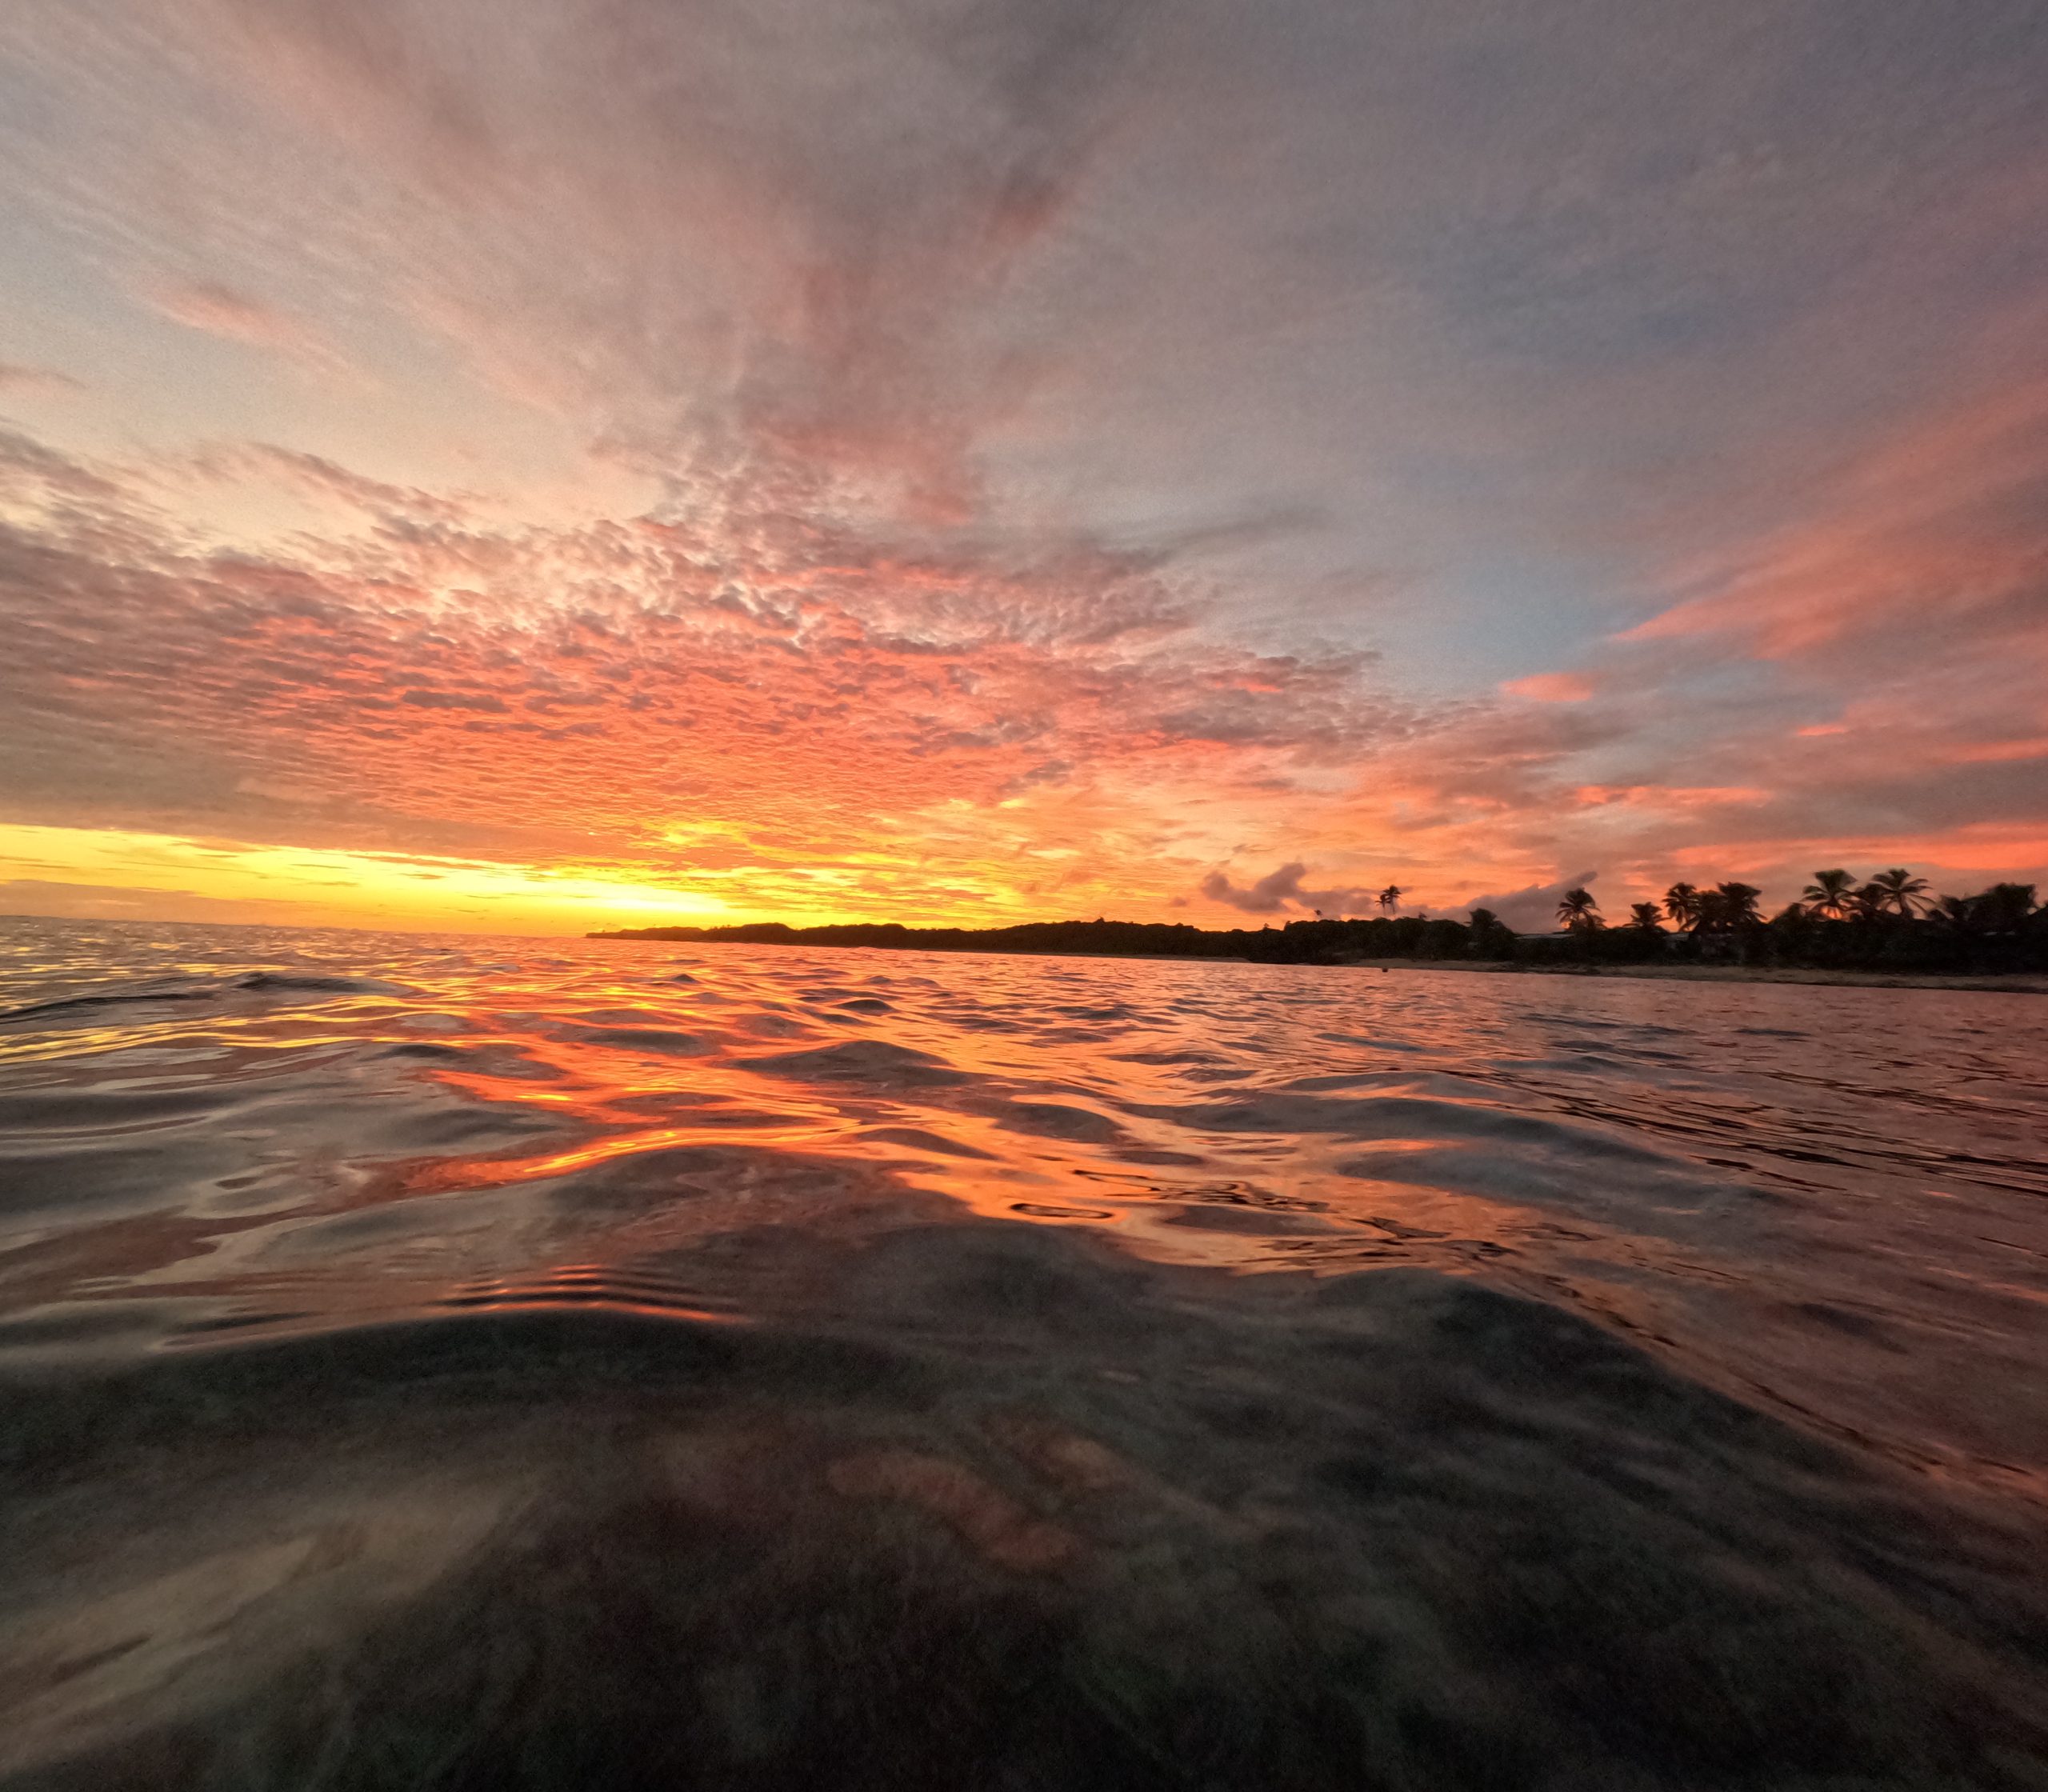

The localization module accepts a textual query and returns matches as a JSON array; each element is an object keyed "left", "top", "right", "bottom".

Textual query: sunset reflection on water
[
  {"left": 2, "top": 917, "right": 2046, "bottom": 1787},
  {"left": 3, "top": 918, "right": 2045, "bottom": 1475}
]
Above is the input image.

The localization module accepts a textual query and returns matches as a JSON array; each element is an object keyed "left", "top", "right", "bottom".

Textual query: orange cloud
[{"left": 0, "top": 430, "right": 1437, "bottom": 927}]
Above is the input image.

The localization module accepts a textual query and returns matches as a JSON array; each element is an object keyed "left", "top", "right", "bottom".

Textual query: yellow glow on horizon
[
  {"left": 0, "top": 816, "right": 1217, "bottom": 937},
  {"left": 0, "top": 824, "right": 737, "bottom": 935}
]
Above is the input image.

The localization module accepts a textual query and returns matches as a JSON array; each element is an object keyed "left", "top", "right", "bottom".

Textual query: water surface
[{"left": 2, "top": 917, "right": 2044, "bottom": 1788}]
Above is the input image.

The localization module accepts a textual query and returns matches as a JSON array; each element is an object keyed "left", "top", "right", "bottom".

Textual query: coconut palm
[
  {"left": 1628, "top": 902, "right": 1664, "bottom": 931},
  {"left": 1801, "top": 869, "right": 1858, "bottom": 919},
  {"left": 1557, "top": 888, "right": 1602, "bottom": 931},
  {"left": 1720, "top": 881, "right": 1762, "bottom": 922},
  {"left": 1377, "top": 885, "right": 1402, "bottom": 914},
  {"left": 1663, "top": 882, "right": 1701, "bottom": 930},
  {"left": 1698, "top": 882, "right": 1762, "bottom": 930},
  {"left": 1867, "top": 868, "right": 1930, "bottom": 918}
]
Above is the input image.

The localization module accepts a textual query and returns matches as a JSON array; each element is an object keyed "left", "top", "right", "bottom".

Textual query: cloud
[
  {"left": 0, "top": 877, "right": 322, "bottom": 928},
  {"left": 0, "top": 362, "right": 84, "bottom": 396},
  {"left": 1502, "top": 672, "right": 1594, "bottom": 703},
  {"left": 142, "top": 278, "right": 338, "bottom": 370},
  {"left": 1452, "top": 871, "right": 1599, "bottom": 934},
  {"left": 1622, "top": 377, "right": 2048, "bottom": 667},
  {"left": 2, "top": 0, "right": 2047, "bottom": 926},
  {"left": 184, "top": 444, "right": 477, "bottom": 528},
  {"left": 147, "top": 0, "right": 1168, "bottom": 518},
  {"left": 0, "top": 425, "right": 1432, "bottom": 921},
  {"left": 1199, "top": 862, "right": 1379, "bottom": 917}
]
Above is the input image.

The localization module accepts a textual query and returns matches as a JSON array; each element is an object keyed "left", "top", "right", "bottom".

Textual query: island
[{"left": 594, "top": 875, "right": 2048, "bottom": 988}]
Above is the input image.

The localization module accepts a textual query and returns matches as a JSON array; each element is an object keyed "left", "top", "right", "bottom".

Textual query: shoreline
[
  {"left": 594, "top": 933, "right": 2048, "bottom": 993},
  {"left": 1345, "top": 958, "right": 2048, "bottom": 994}
]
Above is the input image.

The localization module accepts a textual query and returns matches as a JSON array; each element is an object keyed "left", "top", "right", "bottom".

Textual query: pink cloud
[
  {"left": 0, "top": 426, "right": 1437, "bottom": 920},
  {"left": 1501, "top": 671, "right": 1594, "bottom": 702},
  {"left": 1944, "top": 736, "right": 2048, "bottom": 766},
  {"left": 4, "top": 2, "right": 2046, "bottom": 926},
  {"left": 1622, "top": 377, "right": 2048, "bottom": 664},
  {"left": 0, "top": 362, "right": 84, "bottom": 396},
  {"left": 142, "top": 278, "right": 338, "bottom": 370}
]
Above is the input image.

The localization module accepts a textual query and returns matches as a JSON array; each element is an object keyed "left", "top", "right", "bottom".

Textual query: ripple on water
[{"left": 0, "top": 919, "right": 2044, "bottom": 1787}]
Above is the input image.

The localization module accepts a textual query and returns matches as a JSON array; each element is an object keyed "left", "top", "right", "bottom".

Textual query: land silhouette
[{"left": 595, "top": 872, "right": 2047, "bottom": 980}]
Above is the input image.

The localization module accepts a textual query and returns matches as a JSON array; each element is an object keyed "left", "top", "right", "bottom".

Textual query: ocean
[{"left": 1, "top": 914, "right": 2044, "bottom": 1789}]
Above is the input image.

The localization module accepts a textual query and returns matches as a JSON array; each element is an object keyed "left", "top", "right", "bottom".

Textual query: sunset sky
[{"left": 3, "top": 0, "right": 2046, "bottom": 935}]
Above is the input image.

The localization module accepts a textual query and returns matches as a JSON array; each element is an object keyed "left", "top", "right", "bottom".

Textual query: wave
[
  {"left": 0, "top": 970, "right": 401, "bottom": 1027},
  {"left": 0, "top": 985, "right": 218, "bottom": 1024}
]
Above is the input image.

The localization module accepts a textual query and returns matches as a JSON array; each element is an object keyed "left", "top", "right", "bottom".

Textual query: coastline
[
  {"left": 590, "top": 930, "right": 2048, "bottom": 992},
  {"left": 591, "top": 901, "right": 2048, "bottom": 988},
  {"left": 1346, "top": 958, "right": 2048, "bottom": 994}
]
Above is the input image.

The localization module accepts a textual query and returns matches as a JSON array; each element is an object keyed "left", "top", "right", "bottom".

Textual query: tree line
[
  {"left": 594, "top": 870, "right": 2046, "bottom": 974},
  {"left": 1522, "top": 870, "right": 2044, "bottom": 972}
]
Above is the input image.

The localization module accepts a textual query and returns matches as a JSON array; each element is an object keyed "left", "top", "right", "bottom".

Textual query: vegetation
[
  {"left": 1556, "top": 888, "right": 1602, "bottom": 931},
  {"left": 594, "top": 871, "right": 2047, "bottom": 976},
  {"left": 1801, "top": 869, "right": 1857, "bottom": 918}
]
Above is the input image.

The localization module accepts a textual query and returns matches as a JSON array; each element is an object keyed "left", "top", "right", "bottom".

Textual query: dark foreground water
[{"left": 1, "top": 916, "right": 2044, "bottom": 1790}]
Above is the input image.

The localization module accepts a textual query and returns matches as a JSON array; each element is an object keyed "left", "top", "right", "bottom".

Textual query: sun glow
[{"left": 0, "top": 825, "right": 734, "bottom": 935}]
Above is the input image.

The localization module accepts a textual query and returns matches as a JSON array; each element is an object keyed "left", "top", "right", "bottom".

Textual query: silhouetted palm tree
[
  {"left": 1722, "top": 881, "right": 1762, "bottom": 922},
  {"left": 1378, "top": 885, "right": 1402, "bottom": 914},
  {"left": 1557, "top": 888, "right": 1602, "bottom": 931},
  {"left": 1628, "top": 902, "right": 1663, "bottom": 931},
  {"left": 1698, "top": 882, "right": 1762, "bottom": 930},
  {"left": 1663, "top": 882, "right": 1701, "bottom": 930},
  {"left": 1867, "top": 868, "right": 1930, "bottom": 918},
  {"left": 1801, "top": 869, "right": 1857, "bottom": 919}
]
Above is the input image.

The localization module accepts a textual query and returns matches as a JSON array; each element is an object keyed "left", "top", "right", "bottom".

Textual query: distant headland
[{"left": 593, "top": 874, "right": 2048, "bottom": 986}]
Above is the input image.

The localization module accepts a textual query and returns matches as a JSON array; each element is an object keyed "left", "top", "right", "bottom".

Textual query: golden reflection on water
[
  {"left": 9, "top": 919, "right": 2048, "bottom": 1792},
  {"left": 2, "top": 922, "right": 2047, "bottom": 1495}
]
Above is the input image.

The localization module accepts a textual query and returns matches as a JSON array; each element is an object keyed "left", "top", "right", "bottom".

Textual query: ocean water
[{"left": 1, "top": 914, "right": 2044, "bottom": 1790}]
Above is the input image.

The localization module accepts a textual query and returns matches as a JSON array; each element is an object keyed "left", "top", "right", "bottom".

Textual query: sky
[{"left": 2, "top": 0, "right": 2046, "bottom": 936}]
